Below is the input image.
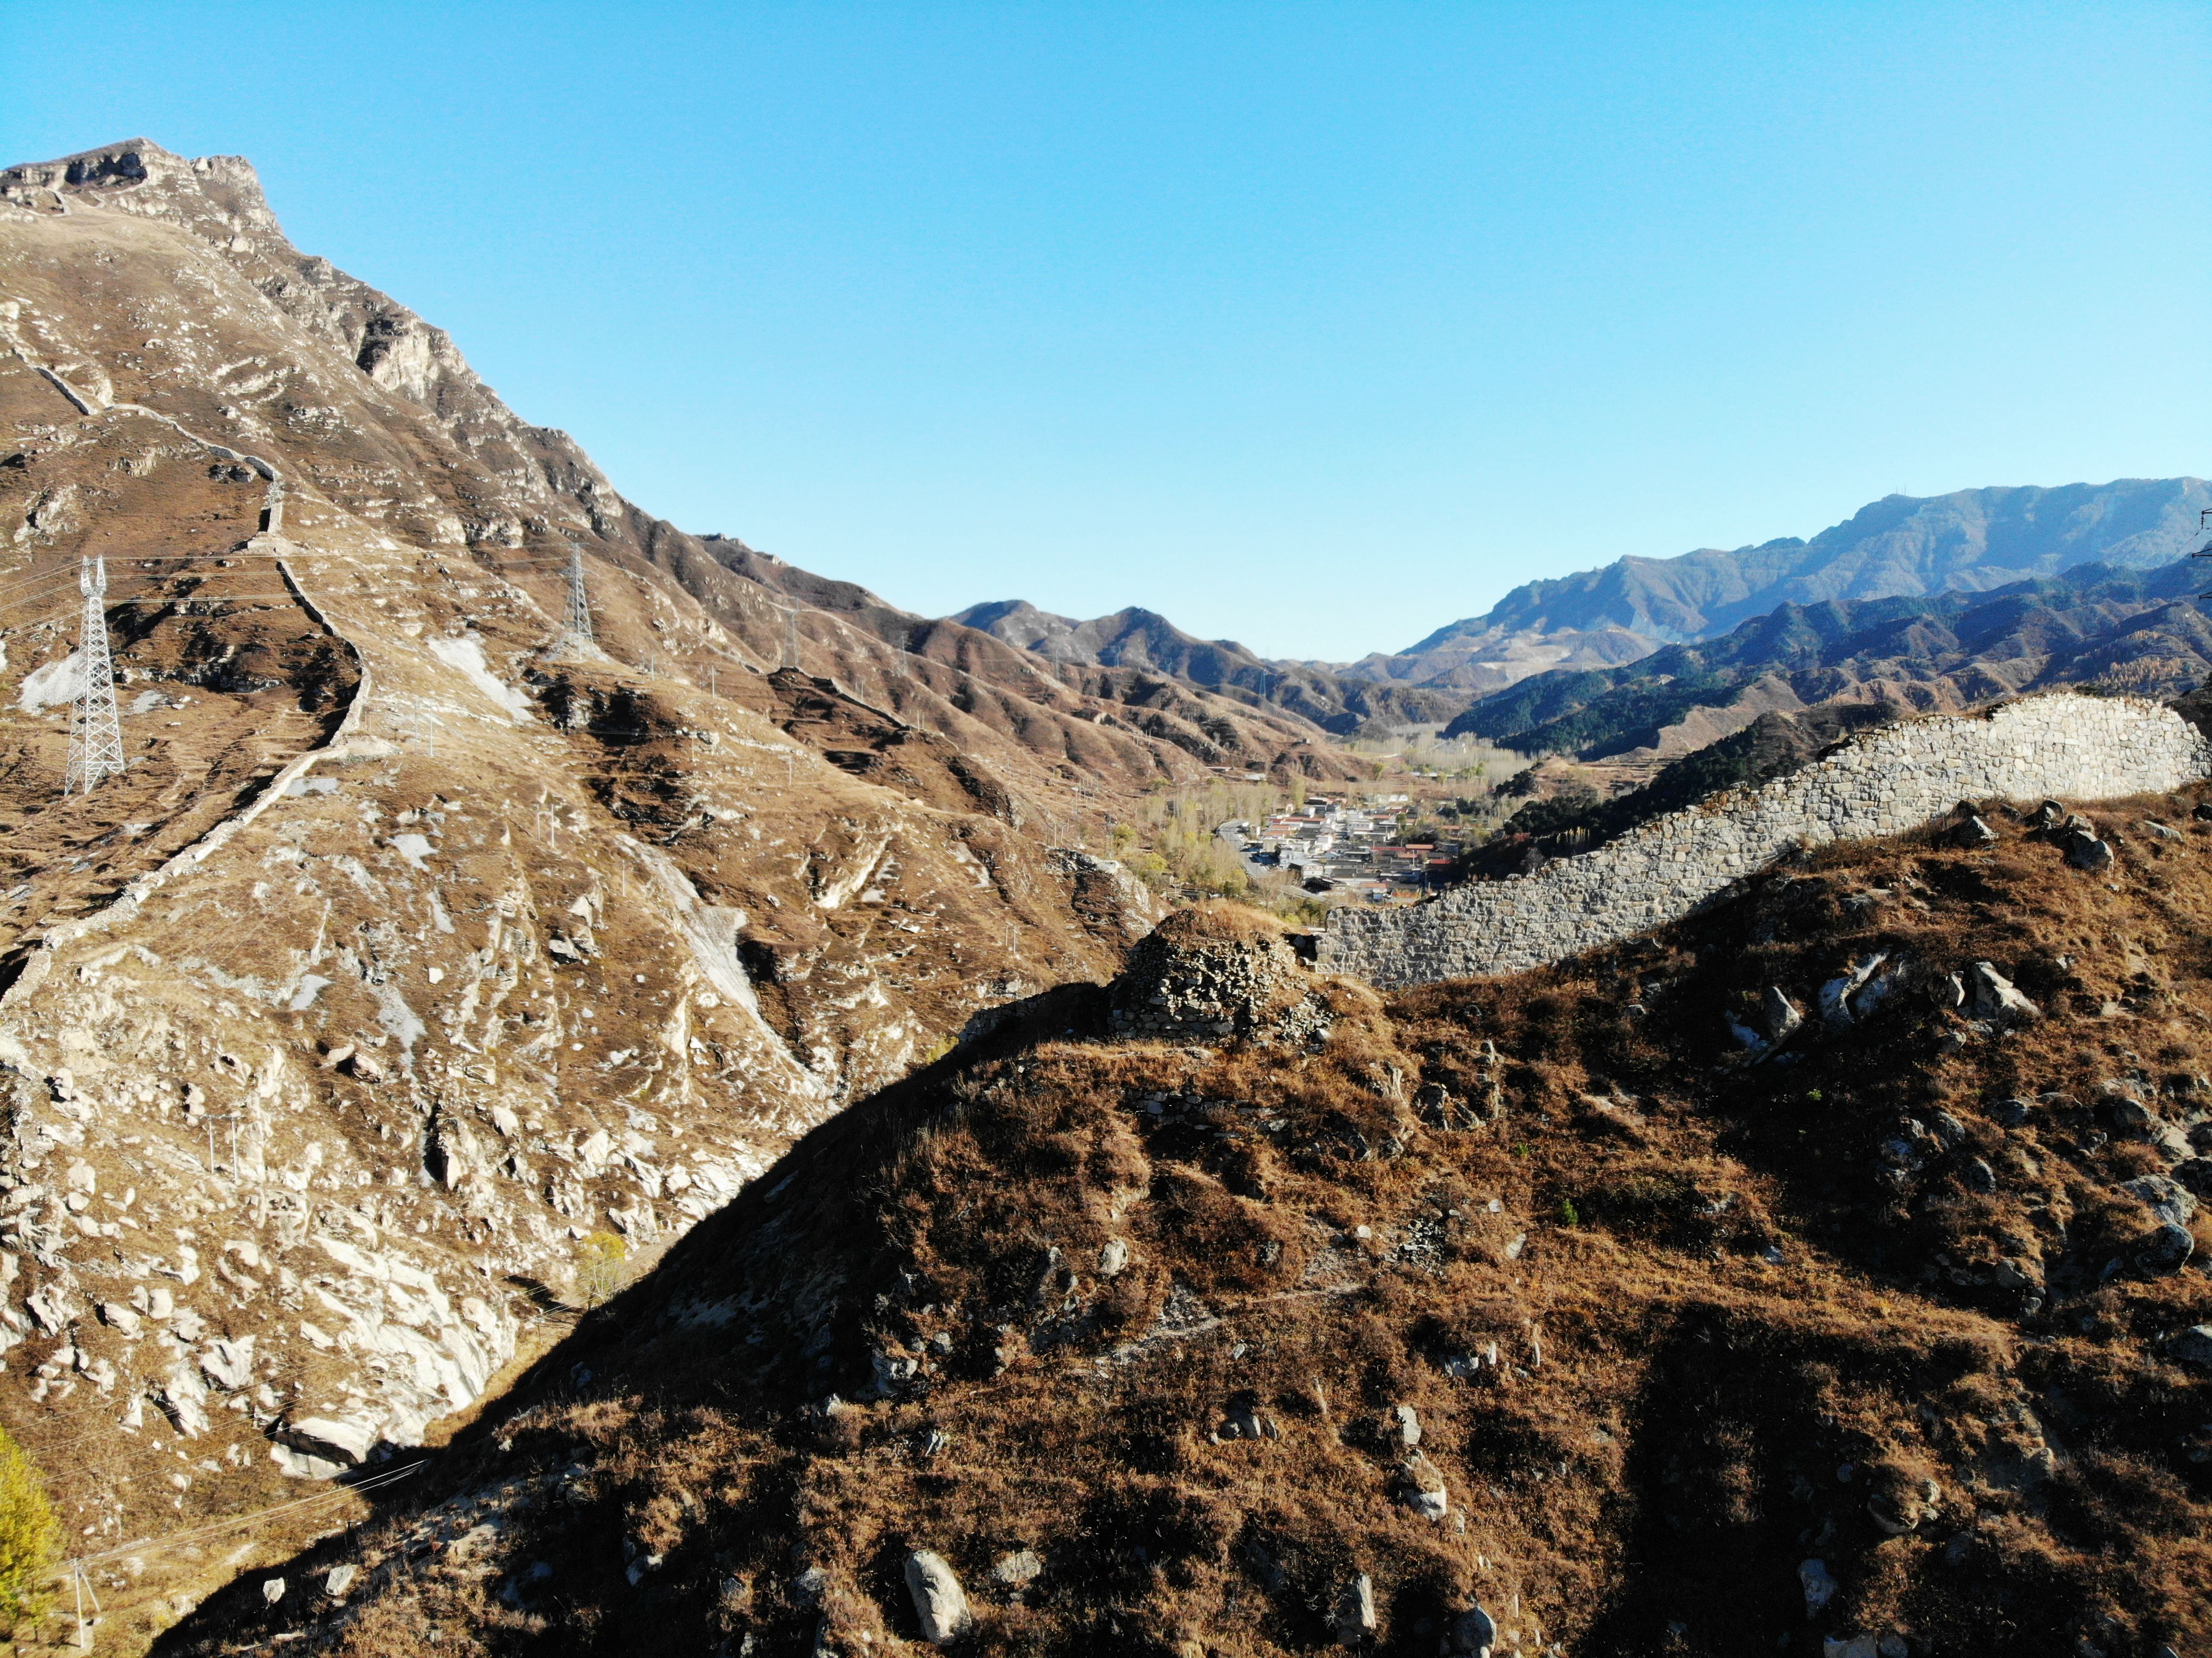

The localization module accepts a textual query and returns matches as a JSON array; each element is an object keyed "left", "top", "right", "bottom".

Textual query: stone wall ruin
[{"left": 1319, "top": 693, "right": 2212, "bottom": 990}]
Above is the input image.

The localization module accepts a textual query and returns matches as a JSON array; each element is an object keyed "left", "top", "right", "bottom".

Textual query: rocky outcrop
[{"left": 1324, "top": 693, "right": 2212, "bottom": 989}]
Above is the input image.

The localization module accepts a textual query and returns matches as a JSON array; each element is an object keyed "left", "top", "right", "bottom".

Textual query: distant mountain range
[
  {"left": 948, "top": 599, "right": 1467, "bottom": 736},
  {"left": 1444, "top": 558, "right": 2212, "bottom": 760},
  {"left": 953, "top": 478, "right": 2212, "bottom": 736},
  {"left": 1352, "top": 477, "right": 2210, "bottom": 679}
]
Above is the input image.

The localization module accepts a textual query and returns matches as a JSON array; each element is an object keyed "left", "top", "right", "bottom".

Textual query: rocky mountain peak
[{"left": 2, "top": 138, "right": 280, "bottom": 247}]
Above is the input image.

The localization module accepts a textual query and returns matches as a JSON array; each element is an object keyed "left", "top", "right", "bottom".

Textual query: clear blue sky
[{"left": 7, "top": 3, "right": 2207, "bottom": 659}]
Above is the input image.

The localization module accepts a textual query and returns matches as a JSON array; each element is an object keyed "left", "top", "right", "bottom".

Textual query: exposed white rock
[
  {"left": 1399, "top": 1453, "right": 1449, "bottom": 1520},
  {"left": 1967, "top": 961, "right": 2040, "bottom": 1025},
  {"left": 284, "top": 1414, "right": 378, "bottom": 1464},
  {"left": 1334, "top": 1573, "right": 1376, "bottom": 1644},
  {"left": 903, "top": 1549, "right": 972, "bottom": 1645}
]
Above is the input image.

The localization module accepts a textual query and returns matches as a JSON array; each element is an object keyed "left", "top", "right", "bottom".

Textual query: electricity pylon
[
  {"left": 560, "top": 542, "right": 596, "bottom": 651},
  {"left": 65, "top": 556, "right": 125, "bottom": 794}
]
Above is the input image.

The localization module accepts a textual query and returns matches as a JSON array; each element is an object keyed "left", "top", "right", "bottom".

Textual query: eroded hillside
[
  {"left": 0, "top": 135, "right": 1398, "bottom": 1632},
  {"left": 165, "top": 792, "right": 2212, "bottom": 1657}
]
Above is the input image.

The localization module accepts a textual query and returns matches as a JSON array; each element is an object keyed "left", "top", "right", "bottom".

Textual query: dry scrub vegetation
[{"left": 157, "top": 794, "right": 2212, "bottom": 1658}]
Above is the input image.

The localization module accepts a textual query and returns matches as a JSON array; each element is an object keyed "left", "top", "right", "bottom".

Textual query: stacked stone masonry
[
  {"left": 1109, "top": 929, "right": 1335, "bottom": 1047},
  {"left": 1319, "top": 694, "right": 2212, "bottom": 990}
]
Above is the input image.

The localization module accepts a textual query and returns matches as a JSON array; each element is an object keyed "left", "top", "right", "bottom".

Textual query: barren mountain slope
[
  {"left": 167, "top": 796, "right": 2212, "bottom": 1658},
  {"left": 0, "top": 140, "right": 1361, "bottom": 803},
  {"left": 0, "top": 134, "right": 1394, "bottom": 1619}
]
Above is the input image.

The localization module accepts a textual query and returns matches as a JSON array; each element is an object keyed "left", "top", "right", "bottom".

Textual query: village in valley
[{"left": 1113, "top": 728, "right": 1542, "bottom": 914}]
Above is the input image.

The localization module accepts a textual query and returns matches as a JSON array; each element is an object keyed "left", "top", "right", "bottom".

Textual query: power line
[{"left": 57, "top": 1457, "right": 426, "bottom": 1577}]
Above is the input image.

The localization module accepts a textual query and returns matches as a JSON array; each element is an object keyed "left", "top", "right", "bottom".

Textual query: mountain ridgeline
[
  {"left": 1443, "top": 558, "right": 2212, "bottom": 760},
  {"left": 951, "top": 479, "right": 2212, "bottom": 737}
]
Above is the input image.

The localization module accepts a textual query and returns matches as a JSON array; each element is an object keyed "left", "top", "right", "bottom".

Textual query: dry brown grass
[{"left": 152, "top": 789, "right": 2212, "bottom": 1658}]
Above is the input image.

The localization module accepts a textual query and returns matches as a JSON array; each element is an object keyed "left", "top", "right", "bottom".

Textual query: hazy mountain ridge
[
  {"left": 954, "top": 480, "right": 2212, "bottom": 732},
  {"left": 951, "top": 598, "right": 1468, "bottom": 736},
  {"left": 1444, "top": 558, "right": 2212, "bottom": 758},
  {"left": 1364, "top": 478, "right": 2211, "bottom": 682}
]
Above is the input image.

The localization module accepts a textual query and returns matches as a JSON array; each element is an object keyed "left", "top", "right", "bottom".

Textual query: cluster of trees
[{"left": 1114, "top": 780, "right": 1326, "bottom": 923}]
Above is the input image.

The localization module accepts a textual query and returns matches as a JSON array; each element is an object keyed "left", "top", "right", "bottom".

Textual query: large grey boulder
[
  {"left": 2121, "top": 1173, "right": 2198, "bottom": 1228},
  {"left": 904, "top": 1550, "right": 972, "bottom": 1645},
  {"left": 2064, "top": 830, "right": 2114, "bottom": 872},
  {"left": 1967, "top": 962, "right": 2039, "bottom": 1025},
  {"left": 1442, "top": 1601, "right": 1496, "bottom": 1655},
  {"left": 2138, "top": 1223, "right": 2195, "bottom": 1275}
]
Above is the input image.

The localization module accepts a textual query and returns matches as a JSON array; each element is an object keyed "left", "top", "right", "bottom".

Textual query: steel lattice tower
[
  {"left": 65, "top": 556, "right": 125, "bottom": 794},
  {"left": 560, "top": 542, "right": 595, "bottom": 650}
]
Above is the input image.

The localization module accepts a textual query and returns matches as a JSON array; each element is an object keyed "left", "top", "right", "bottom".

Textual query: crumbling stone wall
[
  {"left": 1110, "top": 910, "right": 1335, "bottom": 1046},
  {"left": 1321, "top": 693, "right": 2212, "bottom": 990}
]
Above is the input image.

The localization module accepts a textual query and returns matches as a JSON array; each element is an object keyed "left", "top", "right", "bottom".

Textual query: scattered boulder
[
  {"left": 1217, "top": 1399, "right": 1280, "bottom": 1441},
  {"left": 1799, "top": 1558, "right": 1838, "bottom": 1618},
  {"left": 1818, "top": 955, "right": 1888, "bottom": 1030},
  {"left": 1389, "top": 1402, "right": 1421, "bottom": 1447},
  {"left": 1442, "top": 1601, "right": 1497, "bottom": 1656},
  {"left": 1867, "top": 1477, "right": 1941, "bottom": 1535},
  {"left": 2138, "top": 1223, "right": 2196, "bottom": 1275},
  {"left": 2029, "top": 800, "right": 2065, "bottom": 830},
  {"left": 1966, "top": 962, "right": 2039, "bottom": 1025},
  {"left": 2164, "top": 1325, "right": 2212, "bottom": 1366},
  {"left": 199, "top": 1336, "right": 255, "bottom": 1390},
  {"left": 342, "top": 1048, "right": 388, "bottom": 1083},
  {"left": 1952, "top": 814, "right": 1999, "bottom": 848},
  {"left": 1961, "top": 1158, "right": 1998, "bottom": 1194},
  {"left": 2121, "top": 1173, "right": 2198, "bottom": 1228},
  {"left": 2173, "top": 1158, "right": 2212, "bottom": 1199},
  {"left": 261, "top": 1578, "right": 285, "bottom": 1605},
  {"left": 1333, "top": 1573, "right": 1376, "bottom": 1644},
  {"left": 324, "top": 1564, "right": 357, "bottom": 1597},
  {"left": 903, "top": 1549, "right": 972, "bottom": 1645},
  {"left": 2063, "top": 830, "right": 2114, "bottom": 872},
  {"left": 1991, "top": 1097, "right": 2035, "bottom": 1128},
  {"left": 1763, "top": 987, "right": 1805, "bottom": 1046},
  {"left": 282, "top": 1414, "right": 378, "bottom": 1465},
  {"left": 1398, "top": 1454, "right": 1449, "bottom": 1520},
  {"left": 990, "top": 1549, "right": 1042, "bottom": 1589},
  {"left": 1097, "top": 1238, "right": 1130, "bottom": 1277}
]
